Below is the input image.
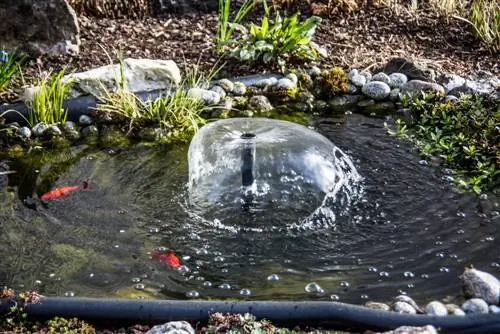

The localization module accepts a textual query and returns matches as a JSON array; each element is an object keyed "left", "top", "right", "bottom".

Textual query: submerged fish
[
  {"left": 152, "top": 249, "right": 181, "bottom": 269},
  {"left": 40, "top": 181, "right": 89, "bottom": 201}
]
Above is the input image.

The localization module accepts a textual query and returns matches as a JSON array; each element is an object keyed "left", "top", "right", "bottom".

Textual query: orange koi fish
[
  {"left": 40, "top": 181, "right": 89, "bottom": 201},
  {"left": 152, "top": 249, "right": 181, "bottom": 269}
]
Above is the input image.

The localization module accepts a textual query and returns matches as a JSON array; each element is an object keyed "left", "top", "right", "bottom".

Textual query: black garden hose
[{"left": 1, "top": 297, "right": 500, "bottom": 333}]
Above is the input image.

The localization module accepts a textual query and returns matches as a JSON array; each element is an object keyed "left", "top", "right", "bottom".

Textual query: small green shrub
[
  {"left": 216, "top": 0, "right": 255, "bottom": 50},
  {"left": 27, "top": 70, "right": 73, "bottom": 126},
  {"left": 46, "top": 316, "right": 95, "bottom": 334},
  {"left": 387, "top": 93, "right": 499, "bottom": 194},
  {"left": 0, "top": 50, "right": 25, "bottom": 92},
  {"left": 231, "top": 11, "right": 321, "bottom": 70},
  {"left": 468, "top": 0, "right": 499, "bottom": 51}
]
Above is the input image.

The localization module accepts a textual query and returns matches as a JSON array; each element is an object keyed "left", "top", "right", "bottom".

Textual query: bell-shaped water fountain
[{"left": 188, "top": 118, "right": 362, "bottom": 231}]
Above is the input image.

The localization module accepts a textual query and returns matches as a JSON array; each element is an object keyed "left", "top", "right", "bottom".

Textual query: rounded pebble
[
  {"left": 462, "top": 298, "right": 489, "bottom": 314},
  {"left": 425, "top": 301, "right": 448, "bottom": 316}
]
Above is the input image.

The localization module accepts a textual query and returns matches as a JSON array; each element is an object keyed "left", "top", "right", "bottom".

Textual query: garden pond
[{"left": 0, "top": 113, "right": 498, "bottom": 305}]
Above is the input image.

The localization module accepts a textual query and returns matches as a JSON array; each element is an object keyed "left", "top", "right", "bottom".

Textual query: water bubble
[
  {"left": 89, "top": 273, "right": 94, "bottom": 278},
  {"left": 219, "top": 283, "right": 231, "bottom": 290},
  {"left": 240, "top": 289, "right": 252, "bottom": 296},
  {"left": 196, "top": 249, "right": 209, "bottom": 255},
  {"left": 119, "top": 230, "right": 126, "bottom": 233},
  {"left": 484, "top": 236, "right": 495, "bottom": 242},
  {"left": 49, "top": 273, "right": 55, "bottom": 278},
  {"left": 421, "top": 274, "right": 429, "bottom": 279},
  {"left": 368, "top": 267, "right": 378, "bottom": 273},
  {"left": 118, "top": 210, "right": 127, "bottom": 214},
  {"left": 34, "top": 280, "right": 42, "bottom": 285},
  {"left": 439, "top": 267, "right": 450, "bottom": 273},
  {"left": 403, "top": 271, "right": 415, "bottom": 278},
  {"left": 178, "top": 265, "right": 190, "bottom": 275},
  {"left": 64, "top": 291, "right": 75, "bottom": 297},
  {"left": 457, "top": 229, "right": 465, "bottom": 234},
  {"left": 305, "top": 282, "right": 324, "bottom": 293},
  {"left": 418, "top": 160, "right": 429, "bottom": 166},
  {"left": 149, "top": 227, "right": 159, "bottom": 233},
  {"left": 456, "top": 211, "right": 466, "bottom": 217},
  {"left": 340, "top": 281, "right": 350, "bottom": 288},
  {"left": 214, "top": 256, "right": 224, "bottom": 262},
  {"left": 397, "top": 290, "right": 407, "bottom": 295},
  {"left": 379, "top": 271, "right": 389, "bottom": 277},
  {"left": 196, "top": 276, "right": 205, "bottom": 281},
  {"left": 490, "top": 262, "right": 500, "bottom": 268},
  {"left": 330, "top": 294, "right": 340, "bottom": 300},
  {"left": 449, "top": 254, "right": 458, "bottom": 259},
  {"left": 360, "top": 294, "right": 369, "bottom": 299},
  {"left": 436, "top": 252, "right": 445, "bottom": 258},
  {"left": 131, "top": 277, "right": 141, "bottom": 283},
  {"left": 114, "top": 244, "right": 120, "bottom": 248},
  {"left": 407, "top": 284, "right": 415, "bottom": 288},
  {"left": 221, "top": 268, "right": 229, "bottom": 273},
  {"left": 134, "top": 283, "right": 145, "bottom": 290},
  {"left": 203, "top": 281, "right": 213, "bottom": 287},
  {"left": 186, "top": 290, "right": 200, "bottom": 298},
  {"left": 267, "top": 274, "right": 280, "bottom": 281},
  {"left": 435, "top": 241, "right": 443, "bottom": 245}
]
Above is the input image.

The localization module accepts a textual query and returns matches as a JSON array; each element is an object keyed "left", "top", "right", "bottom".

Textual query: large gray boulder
[
  {"left": 62, "top": 58, "right": 182, "bottom": 98},
  {"left": 0, "top": 0, "right": 80, "bottom": 56}
]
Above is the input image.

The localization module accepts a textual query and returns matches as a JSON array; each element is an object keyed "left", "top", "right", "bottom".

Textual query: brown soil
[{"left": 6, "top": 2, "right": 497, "bottom": 100}]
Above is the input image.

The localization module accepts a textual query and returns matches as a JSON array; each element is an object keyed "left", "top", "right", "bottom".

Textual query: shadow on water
[{"left": 0, "top": 114, "right": 498, "bottom": 304}]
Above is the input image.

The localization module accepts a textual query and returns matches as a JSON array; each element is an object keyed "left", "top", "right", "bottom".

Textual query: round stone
[{"left": 361, "top": 81, "right": 391, "bottom": 100}]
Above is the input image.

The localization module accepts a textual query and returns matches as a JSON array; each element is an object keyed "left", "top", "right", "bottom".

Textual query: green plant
[
  {"left": 216, "top": 0, "right": 255, "bottom": 50},
  {"left": 393, "top": 93, "right": 499, "bottom": 194},
  {"left": 453, "top": 0, "right": 499, "bottom": 51},
  {"left": 230, "top": 10, "right": 321, "bottom": 70},
  {"left": 27, "top": 70, "right": 73, "bottom": 126},
  {"left": 0, "top": 50, "right": 25, "bottom": 92},
  {"left": 46, "top": 316, "right": 95, "bottom": 334}
]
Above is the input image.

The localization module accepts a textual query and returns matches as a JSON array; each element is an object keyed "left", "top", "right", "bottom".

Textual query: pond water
[{"left": 0, "top": 114, "right": 498, "bottom": 304}]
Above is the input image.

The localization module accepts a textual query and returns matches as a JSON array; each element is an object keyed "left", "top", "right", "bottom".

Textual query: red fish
[
  {"left": 40, "top": 181, "right": 89, "bottom": 201},
  {"left": 152, "top": 249, "right": 181, "bottom": 269}
]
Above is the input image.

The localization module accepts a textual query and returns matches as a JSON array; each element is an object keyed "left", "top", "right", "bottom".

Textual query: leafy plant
[
  {"left": 27, "top": 70, "right": 73, "bottom": 126},
  {"left": 216, "top": 0, "right": 256, "bottom": 50},
  {"left": 393, "top": 93, "right": 499, "bottom": 194},
  {"left": 45, "top": 316, "right": 95, "bottom": 334},
  {"left": 230, "top": 10, "right": 322, "bottom": 69},
  {"left": 0, "top": 50, "right": 25, "bottom": 92}
]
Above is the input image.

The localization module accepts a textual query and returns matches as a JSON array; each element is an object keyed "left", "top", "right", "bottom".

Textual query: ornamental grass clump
[
  {"left": 27, "top": 70, "right": 73, "bottom": 127},
  {"left": 387, "top": 93, "right": 499, "bottom": 194}
]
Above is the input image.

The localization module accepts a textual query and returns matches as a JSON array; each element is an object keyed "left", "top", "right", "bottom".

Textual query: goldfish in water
[
  {"left": 40, "top": 181, "right": 89, "bottom": 201},
  {"left": 151, "top": 249, "right": 181, "bottom": 269}
]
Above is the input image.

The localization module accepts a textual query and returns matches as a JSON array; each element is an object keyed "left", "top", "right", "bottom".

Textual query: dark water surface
[{"left": 0, "top": 114, "right": 498, "bottom": 304}]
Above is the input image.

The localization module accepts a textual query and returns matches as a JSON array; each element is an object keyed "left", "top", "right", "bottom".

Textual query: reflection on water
[{"left": 0, "top": 114, "right": 498, "bottom": 304}]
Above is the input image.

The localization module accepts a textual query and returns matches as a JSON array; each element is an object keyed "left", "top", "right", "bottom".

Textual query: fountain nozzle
[{"left": 241, "top": 133, "right": 256, "bottom": 187}]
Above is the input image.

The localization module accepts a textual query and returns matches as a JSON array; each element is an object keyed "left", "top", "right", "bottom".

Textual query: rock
[
  {"left": 81, "top": 125, "right": 98, "bottom": 137},
  {"left": 425, "top": 301, "right": 448, "bottom": 316},
  {"left": 362, "top": 81, "right": 391, "bottom": 100},
  {"left": 0, "top": 0, "right": 80, "bottom": 56},
  {"left": 459, "top": 266, "right": 500, "bottom": 305},
  {"left": 462, "top": 298, "right": 489, "bottom": 314},
  {"left": 390, "top": 88, "right": 401, "bottom": 101},
  {"left": 347, "top": 84, "right": 358, "bottom": 93},
  {"left": 365, "top": 301, "right": 391, "bottom": 311},
  {"left": 18, "top": 127, "right": 31, "bottom": 139},
  {"left": 78, "top": 115, "right": 93, "bottom": 126},
  {"left": 312, "top": 100, "right": 329, "bottom": 113},
  {"left": 389, "top": 73, "right": 408, "bottom": 88},
  {"left": 393, "top": 301, "right": 417, "bottom": 314},
  {"left": 372, "top": 72, "right": 391, "bottom": 85},
  {"left": 444, "top": 95, "right": 459, "bottom": 103},
  {"left": 448, "top": 79, "right": 496, "bottom": 96},
  {"left": 298, "top": 91, "right": 315, "bottom": 104},
  {"left": 308, "top": 66, "right": 322, "bottom": 77},
  {"left": 379, "top": 58, "right": 436, "bottom": 82},
  {"left": 249, "top": 95, "right": 273, "bottom": 112},
  {"left": 360, "top": 71, "right": 372, "bottom": 82},
  {"left": 253, "top": 78, "right": 277, "bottom": 88},
  {"left": 210, "top": 85, "right": 226, "bottom": 99},
  {"left": 348, "top": 69, "right": 367, "bottom": 87},
  {"left": 187, "top": 88, "right": 221, "bottom": 105},
  {"left": 146, "top": 321, "right": 195, "bottom": 334},
  {"left": 400, "top": 80, "right": 445, "bottom": 96},
  {"left": 438, "top": 73, "right": 466, "bottom": 93},
  {"left": 65, "top": 129, "right": 80, "bottom": 141},
  {"left": 218, "top": 79, "right": 234, "bottom": 92},
  {"left": 445, "top": 303, "right": 466, "bottom": 316},
  {"left": 357, "top": 99, "right": 375, "bottom": 108},
  {"left": 378, "top": 325, "right": 438, "bottom": 334},
  {"left": 329, "top": 95, "right": 363, "bottom": 111},
  {"left": 393, "top": 295, "right": 423, "bottom": 313},
  {"left": 232, "top": 82, "right": 247, "bottom": 96},
  {"left": 32, "top": 122, "right": 49, "bottom": 137},
  {"left": 63, "top": 58, "right": 181, "bottom": 98},
  {"left": 285, "top": 73, "right": 298, "bottom": 85},
  {"left": 490, "top": 305, "right": 500, "bottom": 313},
  {"left": 63, "top": 121, "right": 77, "bottom": 133},
  {"left": 46, "top": 125, "right": 63, "bottom": 137},
  {"left": 277, "top": 78, "right": 296, "bottom": 90}
]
